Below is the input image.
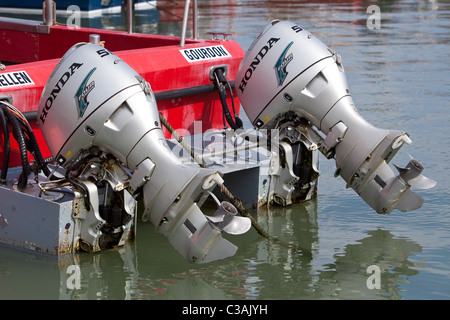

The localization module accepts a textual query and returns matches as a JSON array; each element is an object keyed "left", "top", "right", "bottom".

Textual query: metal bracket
[
  {"left": 0, "top": 96, "right": 13, "bottom": 104},
  {"left": 322, "top": 121, "right": 348, "bottom": 157},
  {"left": 129, "top": 158, "right": 155, "bottom": 193},
  {"left": 207, "top": 31, "right": 234, "bottom": 41},
  {"left": 72, "top": 180, "right": 105, "bottom": 253},
  {"left": 209, "top": 65, "right": 228, "bottom": 81}
]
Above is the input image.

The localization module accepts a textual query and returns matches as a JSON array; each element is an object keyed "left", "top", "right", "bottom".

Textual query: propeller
[
  {"left": 206, "top": 192, "right": 251, "bottom": 235},
  {"left": 395, "top": 189, "right": 424, "bottom": 212},
  {"left": 394, "top": 155, "right": 436, "bottom": 190}
]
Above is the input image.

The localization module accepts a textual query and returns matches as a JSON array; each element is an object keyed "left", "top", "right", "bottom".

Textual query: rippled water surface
[{"left": 0, "top": 0, "right": 449, "bottom": 300}]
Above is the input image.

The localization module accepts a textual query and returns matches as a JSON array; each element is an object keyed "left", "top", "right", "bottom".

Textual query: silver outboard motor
[
  {"left": 38, "top": 42, "right": 250, "bottom": 262},
  {"left": 236, "top": 20, "right": 435, "bottom": 214}
]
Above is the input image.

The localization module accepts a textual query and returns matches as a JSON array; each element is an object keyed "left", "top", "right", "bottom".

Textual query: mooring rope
[{"left": 158, "top": 112, "right": 311, "bottom": 256}]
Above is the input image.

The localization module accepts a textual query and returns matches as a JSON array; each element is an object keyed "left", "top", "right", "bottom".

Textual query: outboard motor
[
  {"left": 38, "top": 42, "right": 250, "bottom": 263},
  {"left": 236, "top": 20, "right": 435, "bottom": 214}
]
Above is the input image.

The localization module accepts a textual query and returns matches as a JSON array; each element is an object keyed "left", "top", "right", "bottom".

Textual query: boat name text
[
  {"left": 180, "top": 45, "right": 231, "bottom": 62},
  {"left": 0, "top": 71, "right": 34, "bottom": 88},
  {"left": 40, "top": 62, "right": 83, "bottom": 124}
]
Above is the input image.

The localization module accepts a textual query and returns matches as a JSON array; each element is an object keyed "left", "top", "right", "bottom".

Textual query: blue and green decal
[
  {"left": 75, "top": 67, "right": 96, "bottom": 118},
  {"left": 274, "top": 41, "right": 294, "bottom": 86}
]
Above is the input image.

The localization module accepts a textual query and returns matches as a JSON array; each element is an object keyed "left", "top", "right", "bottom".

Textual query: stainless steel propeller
[
  {"left": 391, "top": 156, "right": 436, "bottom": 212},
  {"left": 394, "top": 156, "right": 437, "bottom": 190},
  {"left": 207, "top": 192, "right": 252, "bottom": 235}
]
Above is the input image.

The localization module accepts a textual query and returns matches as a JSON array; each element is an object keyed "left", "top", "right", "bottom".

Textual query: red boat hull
[{"left": 0, "top": 24, "right": 244, "bottom": 168}]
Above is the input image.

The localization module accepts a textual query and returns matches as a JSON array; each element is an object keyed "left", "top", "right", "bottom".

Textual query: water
[{"left": 0, "top": 0, "right": 449, "bottom": 300}]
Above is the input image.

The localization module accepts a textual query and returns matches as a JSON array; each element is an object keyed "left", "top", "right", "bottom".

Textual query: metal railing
[
  {"left": 126, "top": 0, "right": 198, "bottom": 45},
  {"left": 43, "top": 0, "right": 55, "bottom": 27},
  {"left": 180, "top": 0, "right": 198, "bottom": 46},
  {"left": 1, "top": 0, "right": 199, "bottom": 45}
]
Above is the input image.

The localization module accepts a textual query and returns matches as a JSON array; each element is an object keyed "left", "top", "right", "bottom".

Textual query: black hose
[
  {"left": 214, "top": 68, "right": 243, "bottom": 130},
  {"left": 0, "top": 104, "right": 29, "bottom": 190},
  {"left": 218, "top": 85, "right": 240, "bottom": 130},
  {"left": 0, "top": 107, "right": 10, "bottom": 183},
  {"left": 225, "top": 81, "right": 243, "bottom": 129},
  {"left": 25, "top": 128, "right": 51, "bottom": 177}
]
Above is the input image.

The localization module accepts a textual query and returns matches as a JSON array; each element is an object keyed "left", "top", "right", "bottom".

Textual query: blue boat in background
[{"left": 0, "top": 0, "right": 156, "bottom": 17}]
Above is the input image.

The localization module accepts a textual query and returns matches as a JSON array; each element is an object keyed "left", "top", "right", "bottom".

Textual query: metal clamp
[
  {"left": 207, "top": 31, "right": 234, "bottom": 41},
  {"left": 209, "top": 65, "right": 228, "bottom": 81}
]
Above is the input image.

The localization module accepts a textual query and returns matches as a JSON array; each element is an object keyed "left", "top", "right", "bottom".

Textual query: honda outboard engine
[
  {"left": 38, "top": 42, "right": 250, "bottom": 263},
  {"left": 236, "top": 20, "right": 435, "bottom": 214}
]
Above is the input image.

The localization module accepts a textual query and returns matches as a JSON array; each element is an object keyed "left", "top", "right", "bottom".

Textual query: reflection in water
[
  {"left": 232, "top": 204, "right": 423, "bottom": 299},
  {"left": 0, "top": 201, "right": 423, "bottom": 300},
  {"left": 315, "top": 229, "right": 422, "bottom": 299},
  {"left": 0, "top": 0, "right": 448, "bottom": 300}
]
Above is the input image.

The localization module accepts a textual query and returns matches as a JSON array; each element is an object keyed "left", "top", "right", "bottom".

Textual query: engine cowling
[{"left": 236, "top": 20, "right": 435, "bottom": 214}]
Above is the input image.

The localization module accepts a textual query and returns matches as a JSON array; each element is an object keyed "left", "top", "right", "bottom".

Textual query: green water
[{"left": 1, "top": 0, "right": 449, "bottom": 300}]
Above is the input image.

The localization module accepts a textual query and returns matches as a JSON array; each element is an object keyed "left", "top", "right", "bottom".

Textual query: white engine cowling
[
  {"left": 38, "top": 42, "right": 250, "bottom": 262},
  {"left": 236, "top": 20, "right": 435, "bottom": 214}
]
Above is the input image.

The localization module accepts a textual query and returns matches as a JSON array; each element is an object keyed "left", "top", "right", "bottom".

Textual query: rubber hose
[
  {"left": 27, "top": 129, "right": 51, "bottom": 177},
  {"left": 215, "top": 68, "right": 242, "bottom": 129},
  {"left": 0, "top": 107, "right": 10, "bottom": 182},
  {"left": 1, "top": 105, "right": 29, "bottom": 190},
  {"left": 218, "top": 86, "right": 239, "bottom": 130}
]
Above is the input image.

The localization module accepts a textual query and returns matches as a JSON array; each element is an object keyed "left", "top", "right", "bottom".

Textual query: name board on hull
[
  {"left": 180, "top": 45, "right": 231, "bottom": 62},
  {"left": 0, "top": 71, "right": 34, "bottom": 88}
]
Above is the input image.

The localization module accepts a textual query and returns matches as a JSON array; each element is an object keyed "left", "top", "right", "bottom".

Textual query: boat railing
[
  {"left": 127, "top": 0, "right": 133, "bottom": 34},
  {"left": 0, "top": 16, "right": 50, "bottom": 34},
  {"left": 0, "top": 0, "right": 55, "bottom": 34},
  {"left": 116, "top": 0, "right": 200, "bottom": 46},
  {"left": 43, "top": 0, "right": 56, "bottom": 27},
  {"left": 125, "top": 0, "right": 199, "bottom": 46},
  {"left": 180, "top": 0, "right": 198, "bottom": 46},
  {"left": 0, "top": 0, "right": 199, "bottom": 46}
]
